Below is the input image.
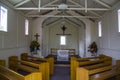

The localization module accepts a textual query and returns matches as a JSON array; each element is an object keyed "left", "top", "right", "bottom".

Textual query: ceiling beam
[
  {"left": 27, "top": 14, "right": 100, "bottom": 18},
  {"left": 14, "top": 0, "right": 31, "bottom": 8},
  {"left": 74, "top": 11, "right": 96, "bottom": 22},
  {"left": 38, "top": 0, "right": 41, "bottom": 12},
  {"left": 93, "top": 0, "right": 112, "bottom": 9},
  {"left": 85, "top": 0, "right": 87, "bottom": 12},
  {"left": 46, "top": 18, "right": 82, "bottom": 27},
  {"left": 69, "top": 0, "right": 101, "bottom": 17},
  {"left": 0, "top": 0, "right": 14, "bottom": 9},
  {"left": 25, "top": 0, "right": 59, "bottom": 15},
  {"left": 65, "top": 18, "right": 82, "bottom": 27},
  {"left": 42, "top": 0, "right": 59, "bottom": 7},
  {"left": 47, "top": 5, "right": 80, "bottom": 7},
  {"left": 16, "top": 7, "right": 110, "bottom": 11},
  {"left": 46, "top": 18, "right": 61, "bottom": 26}
]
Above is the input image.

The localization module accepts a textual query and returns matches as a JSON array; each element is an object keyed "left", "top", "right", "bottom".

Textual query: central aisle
[{"left": 50, "top": 66, "right": 70, "bottom": 80}]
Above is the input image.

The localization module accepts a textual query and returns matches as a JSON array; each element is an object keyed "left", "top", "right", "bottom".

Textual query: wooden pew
[
  {"left": 0, "top": 65, "right": 42, "bottom": 80},
  {"left": 77, "top": 60, "right": 120, "bottom": 80},
  {"left": 90, "top": 67, "right": 118, "bottom": 80},
  {"left": 21, "top": 53, "right": 54, "bottom": 75},
  {"left": 76, "top": 65, "right": 113, "bottom": 80},
  {"left": 0, "top": 59, "right": 6, "bottom": 66},
  {"left": 9, "top": 56, "right": 49, "bottom": 80},
  {"left": 70, "top": 54, "right": 112, "bottom": 80},
  {"left": 116, "top": 60, "right": 120, "bottom": 80}
]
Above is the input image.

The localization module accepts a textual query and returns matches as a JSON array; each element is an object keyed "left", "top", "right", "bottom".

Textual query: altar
[
  {"left": 57, "top": 50, "right": 69, "bottom": 61},
  {"left": 48, "top": 48, "right": 80, "bottom": 64}
]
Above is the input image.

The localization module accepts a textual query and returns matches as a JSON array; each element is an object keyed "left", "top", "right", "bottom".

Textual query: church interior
[{"left": 0, "top": 0, "right": 120, "bottom": 80}]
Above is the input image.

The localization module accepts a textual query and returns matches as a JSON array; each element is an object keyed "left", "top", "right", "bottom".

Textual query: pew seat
[
  {"left": 0, "top": 65, "right": 42, "bottom": 80},
  {"left": 9, "top": 56, "right": 49, "bottom": 80},
  {"left": 90, "top": 69, "right": 117, "bottom": 80},
  {"left": 21, "top": 53, "right": 54, "bottom": 75},
  {"left": 83, "top": 63, "right": 110, "bottom": 70},
  {"left": 71, "top": 54, "right": 112, "bottom": 80},
  {"left": 16, "top": 64, "right": 38, "bottom": 72}
]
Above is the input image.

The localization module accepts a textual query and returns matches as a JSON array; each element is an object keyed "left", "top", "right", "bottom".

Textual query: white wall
[
  {"left": 98, "top": 2, "right": 120, "bottom": 62},
  {"left": 0, "top": 3, "right": 31, "bottom": 66},
  {"left": 32, "top": 11, "right": 97, "bottom": 57},
  {"left": 43, "top": 19, "right": 80, "bottom": 56}
]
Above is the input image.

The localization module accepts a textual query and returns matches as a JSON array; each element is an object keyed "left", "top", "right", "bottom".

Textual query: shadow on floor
[{"left": 50, "top": 66, "right": 70, "bottom": 80}]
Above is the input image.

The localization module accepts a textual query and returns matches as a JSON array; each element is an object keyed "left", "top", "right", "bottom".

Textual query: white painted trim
[
  {"left": 42, "top": 0, "right": 59, "bottom": 7},
  {"left": 28, "top": 15, "right": 100, "bottom": 18},
  {"left": 93, "top": 0, "right": 112, "bottom": 9},
  {"left": 38, "top": 0, "right": 41, "bottom": 12},
  {"left": 68, "top": 0, "right": 101, "bottom": 17},
  {"left": 14, "top": 0, "right": 31, "bottom": 8},
  {"left": 15, "top": 7, "right": 110, "bottom": 11},
  {"left": 85, "top": 0, "right": 87, "bottom": 12}
]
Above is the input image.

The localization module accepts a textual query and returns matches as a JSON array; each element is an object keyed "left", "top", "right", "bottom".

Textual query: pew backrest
[
  {"left": 76, "top": 65, "right": 112, "bottom": 80},
  {"left": 0, "top": 65, "right": 42, "bottom": 80}
]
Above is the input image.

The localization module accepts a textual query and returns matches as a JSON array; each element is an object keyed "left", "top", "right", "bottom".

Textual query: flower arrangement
[
  {"left": 88, "top": 42, "right": 98, "bottom": 56},
  {"left": 30, "top": 40, "right": 40, "bottom": 52}
]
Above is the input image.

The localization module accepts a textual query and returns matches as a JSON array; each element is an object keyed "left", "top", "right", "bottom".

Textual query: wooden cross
[{"left": 34, "top": 33, "right": 40, "bottom": 41}]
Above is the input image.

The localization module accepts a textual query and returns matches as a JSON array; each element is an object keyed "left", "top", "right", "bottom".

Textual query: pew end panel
[
  {"left": 46, "top": 57, "right": 54, "bottom": 75},
  {"left": 99, "top": 54, "right": 112, "bottom": 65},
  {"left": 24, "top": 72, "right": 42, "bottom": 80},
  {"left": 76, "top": 68, "right": 89, "bottom": 80},
  {"left": 0, "top": 59, "right": 6, "bottom": 66},
  {"left": 21, "top": 53, "right": 28, "bottom": 61},
  {"left": 116, "top": 60, "right": 120, "bottom": 80},
  {"left": 70, "top": 57, "right": 80, "bottom": 80},
  {"left": 9, "top": 56, "right": 19, "bottom": 71}
]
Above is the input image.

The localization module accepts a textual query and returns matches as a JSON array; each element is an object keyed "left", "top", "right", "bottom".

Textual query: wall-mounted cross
[{"left": 34, "top": 33, "right": 40, "bottom": 41}]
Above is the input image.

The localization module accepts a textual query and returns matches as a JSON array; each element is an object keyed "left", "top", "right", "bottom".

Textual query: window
[
  {"left": 0, "top": 6, "right": 8, "bottom": 32},
  {"left": 118, "top": 9, "right": 120, "bottom": 32},
  {"left": 60, "top": 36, "right": 66, "bottom": 45},
  {"left": 25, "top": 19, "right": 29, "bottom": 35},
  {"left": 98, "top": 21, "right": 102, "bottom": 37}
]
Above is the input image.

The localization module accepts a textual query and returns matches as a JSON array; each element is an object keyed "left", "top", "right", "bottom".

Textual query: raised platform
[{"left": 46, "top": 55, "right": 80, "bottom": 64}]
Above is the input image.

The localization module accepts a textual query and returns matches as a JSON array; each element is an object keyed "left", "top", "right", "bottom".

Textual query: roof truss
[{"left": 0, "top": 0, "right": 114, "bottom": 18}]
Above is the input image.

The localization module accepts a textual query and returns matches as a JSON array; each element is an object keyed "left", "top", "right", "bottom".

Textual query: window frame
[
  {"left": 0, "top": 6, "right": 8, "bottom": 32},
  {"left": 98, "top": 21, "right": 102, "bottom": 37},
  {"left": 60, "top": 35, "right": 66, "bottom": 45},
  {"left": 118, "top": 9, "right": 120, "bottom": 33},
  {"left": 25, "top": 19, "right": 29, "bottom": 35}
]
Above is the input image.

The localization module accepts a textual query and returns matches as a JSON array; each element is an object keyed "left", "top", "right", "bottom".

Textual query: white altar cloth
[{"left": 57, "top": 50, "right": 69, "bottom": 61}]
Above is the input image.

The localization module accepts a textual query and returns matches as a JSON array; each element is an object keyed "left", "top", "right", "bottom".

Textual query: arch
[{"left": 41, "top": 17, "right": 86, "bottom": 57}]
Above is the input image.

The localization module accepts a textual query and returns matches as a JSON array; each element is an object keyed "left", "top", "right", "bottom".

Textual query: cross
[{"left": 34, "top": 33, "right": 40, "bottom": 41}]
